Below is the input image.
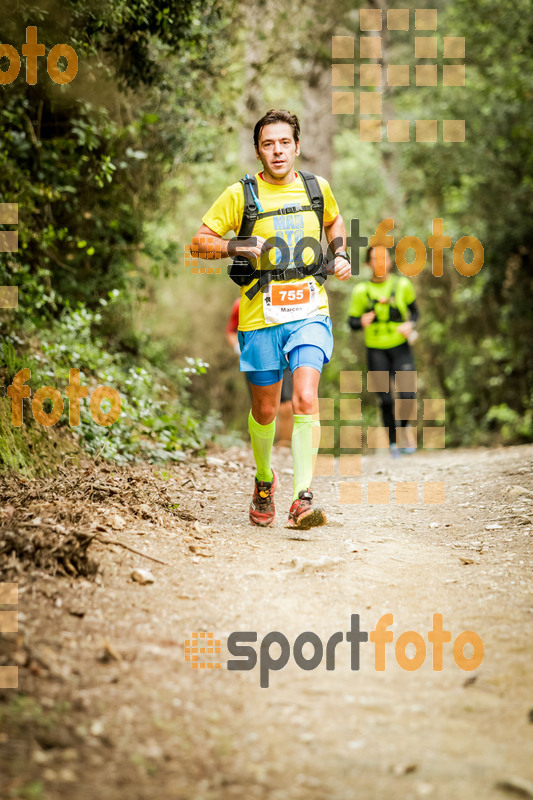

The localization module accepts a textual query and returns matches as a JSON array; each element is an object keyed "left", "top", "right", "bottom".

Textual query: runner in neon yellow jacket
[{"left": 348, "top": 246, "right": 419, "bottom": 456}]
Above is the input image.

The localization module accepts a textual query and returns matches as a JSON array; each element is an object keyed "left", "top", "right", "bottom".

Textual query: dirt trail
[{"left": 1, "top": 445, "right": 532, "bottom": 800}]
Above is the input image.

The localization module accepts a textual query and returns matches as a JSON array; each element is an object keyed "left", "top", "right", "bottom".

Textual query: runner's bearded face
[{"left": 255, "top": 122, "right": 300, "bottom": 185}]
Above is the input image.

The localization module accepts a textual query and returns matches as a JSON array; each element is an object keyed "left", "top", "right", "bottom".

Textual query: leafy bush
[
  {"left": 1, "top": 297, "right": 209, "bottom": 465},
  {"left": 0, "top": 0, "right": 237, "bottom": 471}
]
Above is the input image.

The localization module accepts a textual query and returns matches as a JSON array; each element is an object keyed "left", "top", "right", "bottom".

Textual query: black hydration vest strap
[
  {"left": 298, "top": 170, "right": 324, "bottom": 240},
  {"left": 228, "top": 174, "right": 261, "bottom": 286},
  {"left": 245, "top": 262, "right": 326, "bottom": 300},
  {"left": 257, "top": 203, "right": 308, "bottom": 218},
  {"left": 366, "top": 276, "right": 404, "bottom": 322},
  {"left": 240, "top": 174, "right": 259, "bottom": 234},
  {"left": 229, "top": 171, "right": 327, "bottom": 295}
]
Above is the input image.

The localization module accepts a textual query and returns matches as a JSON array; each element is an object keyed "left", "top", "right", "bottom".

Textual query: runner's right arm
[
  {"left": 348, "top": 284, "right": 375, "bottom": 330},
  {"left": 190, "top": 224, "right": 270, "bottom": 261},
  {"left": 348, "top": 311, "right": 375, "bottom": 330}
]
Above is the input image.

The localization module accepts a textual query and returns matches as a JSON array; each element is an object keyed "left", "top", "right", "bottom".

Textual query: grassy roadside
[{"left": 0, "top": 297, "right": 213, "bottom": 478}]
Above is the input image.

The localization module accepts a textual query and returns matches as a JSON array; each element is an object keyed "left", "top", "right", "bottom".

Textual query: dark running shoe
[
  {"left": 285, "top": 489, "right": 327, "bottom": 530},
  {"left": 249, "top": 471, "right": 279, "bottom": 527}
]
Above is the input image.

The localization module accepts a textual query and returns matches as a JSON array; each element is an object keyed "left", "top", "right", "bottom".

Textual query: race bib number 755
[
  {"left": 263, "top": 280, "right": 320, "bottom": 325},
  {"left": 271, "top": 285, "right": 310, "bottom": 305}
]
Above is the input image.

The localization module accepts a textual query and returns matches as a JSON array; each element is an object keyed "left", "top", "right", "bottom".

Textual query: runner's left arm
[
  {"left": 407, "top": 300, "right": 419, "bottom": 324},
  {"left": 324, "top": 214, "right": 351, "bottom": 281},
  {"left": 397, "top": 283, "right": 419, "bottom": 337}
]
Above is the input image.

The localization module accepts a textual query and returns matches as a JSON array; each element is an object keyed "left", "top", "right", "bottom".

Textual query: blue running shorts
[{"left": 238, "top": 315, "right": 333, "bottom": 387}]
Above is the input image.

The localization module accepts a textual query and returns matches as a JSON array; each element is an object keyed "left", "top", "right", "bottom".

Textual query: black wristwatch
[{"left": 334, "top": 250, "right": 350, "bottom": 263}]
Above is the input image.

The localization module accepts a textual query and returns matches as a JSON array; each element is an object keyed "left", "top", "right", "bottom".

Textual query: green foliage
[
  {"left": 0, "top": 0, "right": 235, "bottom": 314},
  {"left": 409, "top": 0, "right": 533, "bottom": 443},
  {"left": 1, "top": 298, "right": 210, "bottom": 465},
  {"left": 1, "top": 0, "right": 531, "bottom": 460},
  {"left": 486, "top": 404, "right": 533, "bottom": 444},
  {"left": 328, "top": 0, "right": 533, "bottom": 446},
  {"left": 0, "top": 0, "right": 238, "bottom": 470},
  {"left": 9, "top": 781, "right": 45, "bottom": 800},
  {"left": 0, "top": 694, "right": 70, "bottom": 797}
]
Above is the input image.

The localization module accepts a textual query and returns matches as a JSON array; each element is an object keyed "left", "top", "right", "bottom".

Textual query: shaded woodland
[{"left": 1, "top": 0, "right": 532, "bottom": 472}]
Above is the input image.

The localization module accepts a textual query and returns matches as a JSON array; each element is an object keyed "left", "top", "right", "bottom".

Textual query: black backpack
[{"left": 228, "top": 171, "right": 328, "bottom": 300}]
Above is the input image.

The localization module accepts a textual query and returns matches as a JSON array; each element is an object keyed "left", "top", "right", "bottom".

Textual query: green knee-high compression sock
[
  {"left": 292, "top": 414, "right": 320, "bottom": 500},
  {"left": 248, "top": 411, "right": 275, "bottom": 482}
]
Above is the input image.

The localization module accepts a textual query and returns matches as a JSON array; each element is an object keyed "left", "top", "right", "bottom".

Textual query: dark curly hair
[{"left": 253, "top": 109, "right": 300, "bottom": 148}]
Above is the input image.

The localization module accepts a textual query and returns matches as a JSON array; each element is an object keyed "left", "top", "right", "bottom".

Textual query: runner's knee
[
  {"left": 251, "top": 399, "right": 278, "bottom": 425},
  {"left": 292, "top": 387, "right": 317, "bottom": 415}
]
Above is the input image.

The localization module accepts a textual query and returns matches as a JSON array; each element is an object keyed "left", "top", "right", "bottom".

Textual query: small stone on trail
[
  {"left": 290, "top": 556, "right": 343, "bottom": 572},
  {"left": 193, "top": 520, "right": 209, "bottom": 535},
  {"left": 131, "top": 568, "right": 155, "bottom": 584},
  {"left": 504, "top": 486, "right": 533, "bottom": 499},
  {"left": 206, "top": 456, "right": 225, "bottom": 467},
  {"left": 97, "top": 641, "right": 122, "bottom": 663},
  {"left": 495, "top": 777, "right": 533, "bottom": 797},
  {"left": 415, "top": 783, "right": 434, "bottom": 797},
  {"left": 391, "top": 763, "right": 417, "bottom": 776},
  {"left": 90, "top": 720, "right": 105, "bottom": 737},
  {"left": 347, "top": 739, "right": 365, "bottom": 750},
  {"left": 58, "top": 767, "right": 76, "bottom": 783}
]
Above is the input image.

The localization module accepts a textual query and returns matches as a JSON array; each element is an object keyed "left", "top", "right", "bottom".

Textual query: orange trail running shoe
[
  {"left": 285, "top": 489, "right": 327, "bottom": 530},
  {"left": 249, "top": 471, "right": 279, "bottom": 527}
]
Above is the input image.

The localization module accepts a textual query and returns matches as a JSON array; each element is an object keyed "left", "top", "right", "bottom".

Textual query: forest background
[{"left": 1, "top": 0, "right": 532, "bottom": 474}]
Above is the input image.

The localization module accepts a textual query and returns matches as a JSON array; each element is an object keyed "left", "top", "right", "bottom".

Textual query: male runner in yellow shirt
[{"left": 191, "top": 109, "right": 350, "bottom": 529}]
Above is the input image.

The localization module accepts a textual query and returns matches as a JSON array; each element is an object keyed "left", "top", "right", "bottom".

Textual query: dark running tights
[{"left": 367, "top": 342, "right": 416, "bottom": 445}]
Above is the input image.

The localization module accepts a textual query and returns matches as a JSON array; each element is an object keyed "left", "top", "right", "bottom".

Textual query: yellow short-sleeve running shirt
[
  {"left": 348, "top": 276, "right": 416, "bottom": 349},
  {"left": 202, "top": 171, "right": 339, "bottom": 330}
]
